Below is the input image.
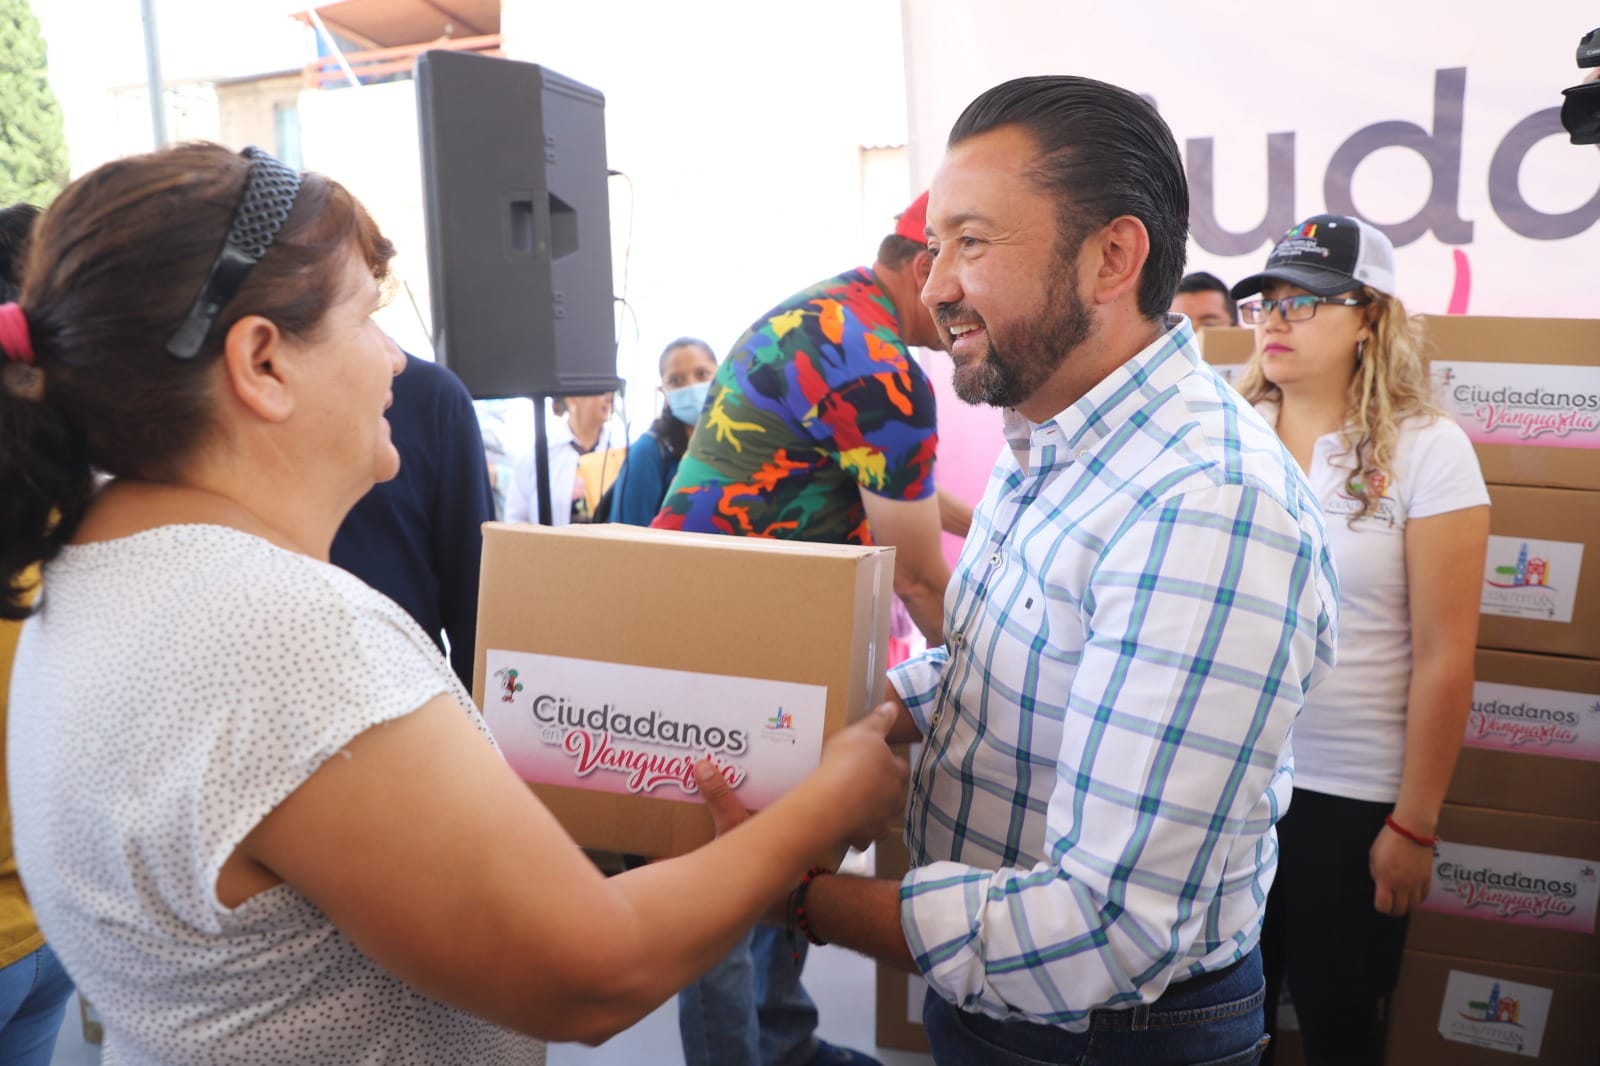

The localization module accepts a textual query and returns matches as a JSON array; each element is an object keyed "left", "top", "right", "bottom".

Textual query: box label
[
  {"left": 1480, "top": 535, "right": 1584, "bottom": 623},
  {"left": 1425, "top": 841, "right": 1600, "bottom": 933},
  {"left": 1467, "top": 680, "right": 1600, "bottom": 763},
  {"left": 483, "top": 650, "right": 827, "bottom": 808},
  {"left": 1438, "top": 969, "right": 1553, "bottom": 1058},
  {"left": 1434, "top": 361, "right": 1600, "bottom": 449}
]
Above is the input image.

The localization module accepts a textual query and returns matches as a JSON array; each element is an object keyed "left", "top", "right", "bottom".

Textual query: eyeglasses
[{"left": 1238, "top": 295, "right": 1368, "bottom": 324}]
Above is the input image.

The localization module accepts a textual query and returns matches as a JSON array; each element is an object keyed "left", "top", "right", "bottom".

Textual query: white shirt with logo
[{"left": 1255, "top": 406, "right": 1489, "bottom": 802}]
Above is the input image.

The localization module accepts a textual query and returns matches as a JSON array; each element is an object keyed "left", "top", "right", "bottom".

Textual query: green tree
[{"left": 0, "top": 0, "right": 69, "bottom": 206}]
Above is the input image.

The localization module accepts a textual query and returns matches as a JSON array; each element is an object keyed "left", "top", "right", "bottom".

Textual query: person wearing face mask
[{"left": 608, "top": 338, "right": 718, "bottom": 526}]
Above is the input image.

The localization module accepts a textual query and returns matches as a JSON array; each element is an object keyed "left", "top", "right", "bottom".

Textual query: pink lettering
[
  {"left": 1467, "top": 712, "right": 1580, "bottom": 750},
  {"left": 562, "top": 730, "right": 748, "bottom": 795},
  {"left": 1455, "top": 881, "right": 1577, "bottom": 921},
  {"left": 1474, "top": 403, "right": 1600, "bottom": 442}
]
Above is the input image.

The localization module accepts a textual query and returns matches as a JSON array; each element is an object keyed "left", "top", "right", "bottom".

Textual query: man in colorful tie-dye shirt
[
  {"left": 652, "top": 193, "right": 949, "bottom": 643},
  {"left": 654, "top": 196, "right": 949, "bottom": 1066}
]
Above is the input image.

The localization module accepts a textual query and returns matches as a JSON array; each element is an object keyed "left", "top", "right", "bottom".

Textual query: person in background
[
  {"left": 608, "top": 337, "right": 718, "bottom": 526},
  {"left": 506, "top": 393, "right": 620, "bottom": 525},
  {"left": 1170, "top": 270, "right": 1238, "bottom": 327},
  {"left": 0, "top": 202, "right": 76, "bottom": 1066},
  {"left": 1, "top": 143, "right": 907, "bottom": 1064},
  {"left": 655, "top": 192, "right": 954, "bottom": 1066},
  {"left": 330, "top": 351, "right": 495, "bottom": 692},
  {"left": 1230, "top": 215, "right": 1489, "bottom": 1065}
]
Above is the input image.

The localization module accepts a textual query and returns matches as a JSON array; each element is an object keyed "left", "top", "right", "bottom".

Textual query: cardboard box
[
  {"left": 873, "top": 825, "right": 932, "bottom": 1054},
  {"left": 1387, "top": 950, "right": 1600, "bottom": 1063},
  {"left": 1424, "top": 316, "right": 1600, "bottom": 492},
  {"left": 1197, "top": 325, "right": 1254, "bottom": 379},
  {"left": 1450, "top": 650, "right": 1600, "bottom": 821},
  {"left": 1409, "top": 805, "right": 1600, "bottom": 973},
  {"left": 472, "top": 523, "right": 893, "bottom": 857},
  {"left": 1477, "top": 486, "right": 1600, "bottom": 661}
]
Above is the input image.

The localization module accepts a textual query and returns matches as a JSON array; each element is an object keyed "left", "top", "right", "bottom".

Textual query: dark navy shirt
[{"left": 331, "top": 354, "right": 494, "bottom": 692}]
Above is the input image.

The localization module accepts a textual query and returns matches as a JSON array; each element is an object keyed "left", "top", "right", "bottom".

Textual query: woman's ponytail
[{"left": 0, "top": 361, "right": 93, "bottom": 619}]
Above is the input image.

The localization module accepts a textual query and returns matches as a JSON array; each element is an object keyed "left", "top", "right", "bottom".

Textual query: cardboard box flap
[{"left": 475, "top": 523, "right": 891, "bottom": 683}]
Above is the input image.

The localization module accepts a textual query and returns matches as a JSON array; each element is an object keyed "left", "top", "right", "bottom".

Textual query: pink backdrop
[{"left": 923, "top": 349, "right": 1004, "bottom": 566}]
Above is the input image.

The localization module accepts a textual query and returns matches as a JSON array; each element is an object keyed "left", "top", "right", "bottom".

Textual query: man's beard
[{"left": 947, "top": 260, "right": 1093, "bottom": 409}]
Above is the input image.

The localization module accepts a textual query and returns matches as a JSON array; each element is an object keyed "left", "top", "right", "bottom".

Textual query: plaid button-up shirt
[{"left": 889, "top": 319, "right": 1338, "bottom": 1030}]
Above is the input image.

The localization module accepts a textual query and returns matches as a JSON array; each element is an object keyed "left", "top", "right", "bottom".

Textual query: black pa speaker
[{"left": 416, "top": 51, "right": 620, "bottom": 399}]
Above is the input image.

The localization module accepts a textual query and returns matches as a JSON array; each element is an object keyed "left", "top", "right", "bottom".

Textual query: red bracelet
[
  {"left": 785, "top": 867, "right": 832, "bottom": 963},
  {"left": 1384, "top": 814, "right": 1438, "bottom": 848}
]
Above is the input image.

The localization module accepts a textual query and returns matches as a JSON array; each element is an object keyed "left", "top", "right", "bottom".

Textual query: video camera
[{"left": 1560, "top": 28, "right": 1600, "bottom": 144}]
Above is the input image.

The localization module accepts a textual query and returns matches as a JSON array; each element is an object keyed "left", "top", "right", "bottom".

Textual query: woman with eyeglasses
[
  {"left": 1230, "top": 215, "right": 1490, "bottom": 1065},
  {"left": 0, "top": 143, "right": 906, "bottom": 1065}
]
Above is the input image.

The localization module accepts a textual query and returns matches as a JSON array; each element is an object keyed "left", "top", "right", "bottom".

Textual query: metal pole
[
  {"left": 307, "top": 9, "right": 363, "bottom": 90},
  {"left": 533, "top": 396, "right": 554, "bottom": 526},
  {"left": 139, "top": 0, "right": 168, "bottom": 148}
]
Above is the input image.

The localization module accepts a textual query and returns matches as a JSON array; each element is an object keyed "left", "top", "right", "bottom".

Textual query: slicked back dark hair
[
  {"left": 1176, "top": 270, "right": 1238, "bottom": 324},
  {"left": 947, "top": 75, "right": 1189, "bottom": 319}
]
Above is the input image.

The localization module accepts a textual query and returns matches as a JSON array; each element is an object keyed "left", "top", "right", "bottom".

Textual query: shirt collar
[{"left": 1004, "top": 315, "right": 1200, "bottom": 467}]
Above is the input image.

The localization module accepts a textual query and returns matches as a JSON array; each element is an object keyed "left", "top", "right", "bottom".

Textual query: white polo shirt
[{"left": 1255, "top": 405, "right": 1489, "bottom": 803}]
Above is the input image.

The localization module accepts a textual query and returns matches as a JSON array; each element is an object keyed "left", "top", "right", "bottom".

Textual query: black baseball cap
[{"left": 1231, "top": 214, "right": 1397, "bottom": 300}]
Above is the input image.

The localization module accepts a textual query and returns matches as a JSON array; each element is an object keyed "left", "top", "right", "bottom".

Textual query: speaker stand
[{"left": 532, "top": 396, "right": 555, "bottom": 527}]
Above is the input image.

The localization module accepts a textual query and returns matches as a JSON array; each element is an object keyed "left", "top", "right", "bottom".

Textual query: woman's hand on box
[
  {"left": 816, "top": 703, "right": 909, "bottom": 851},
  {"left": 694, "top": 757, "right": 751, "bottom": 837}
]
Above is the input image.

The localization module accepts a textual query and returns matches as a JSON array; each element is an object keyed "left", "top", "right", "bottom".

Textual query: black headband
[{"left": 166, "top": 146, "right": 302, "bottom": 360}]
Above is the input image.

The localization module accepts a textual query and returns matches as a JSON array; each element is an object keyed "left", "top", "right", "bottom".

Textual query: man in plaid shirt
[{"left": 709, "top": 76, "right": 1339, "bottom": 1065}]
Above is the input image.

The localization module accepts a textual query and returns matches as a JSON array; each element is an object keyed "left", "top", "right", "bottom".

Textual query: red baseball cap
[{"left": 893, "top": 191, "right": 930, "bottom": 245}]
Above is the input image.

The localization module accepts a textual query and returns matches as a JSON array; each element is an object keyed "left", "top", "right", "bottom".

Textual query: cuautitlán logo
[
  {"left": 1439, "top": 970, "right": 1554, "bottom": 1057},
  {"left": 762, "top": 707, "right": 797, "bottom": 744},
  {"left": 1450, "top": 982, "right": 1530, "bottom": 1054},
  {"left": 1478, "top": 535, "right": 1580, "bottom": 625},
  {"left": 1486, "top": 542, "right": 1556, "bottom": 591}
]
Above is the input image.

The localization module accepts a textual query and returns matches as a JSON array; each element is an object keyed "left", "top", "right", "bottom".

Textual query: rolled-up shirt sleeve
[{"left": 887, "top": 645, "right": 948, "bottom": 737}]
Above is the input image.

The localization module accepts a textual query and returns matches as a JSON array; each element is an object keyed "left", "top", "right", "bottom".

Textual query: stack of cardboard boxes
[
  {"left": 880, "top": 319, "right": 1600, "bottom": 1059},
  {"left": 1386, "top": 317, "right": 1600, "bottom": 1064}
]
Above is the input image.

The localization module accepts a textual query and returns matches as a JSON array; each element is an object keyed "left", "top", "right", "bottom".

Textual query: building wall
[{"left": 217, "top": 73, "right": 305, "bottom": 165}]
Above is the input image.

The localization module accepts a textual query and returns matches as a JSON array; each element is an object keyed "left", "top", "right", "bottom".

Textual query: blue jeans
[
  {"left": 679, "top": 926, "right": 818, "bottom": 1066},
  {"left": 0, "top": 943, "right": 75, "bottom": 1065},
  {"left": 923, "top": 946, "right": 1269, "bottom": 1066}
]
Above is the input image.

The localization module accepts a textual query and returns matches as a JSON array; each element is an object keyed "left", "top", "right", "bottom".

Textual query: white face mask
[{"left": 665, "top": 381, "right": 712, "bottom": 425}]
